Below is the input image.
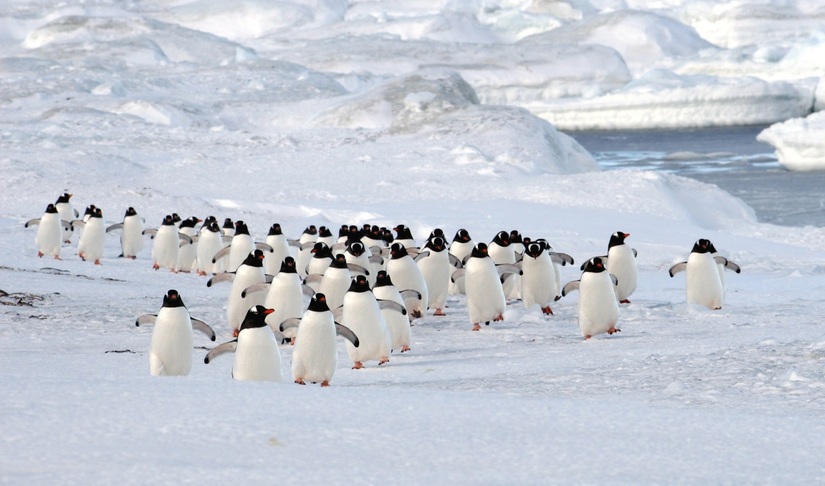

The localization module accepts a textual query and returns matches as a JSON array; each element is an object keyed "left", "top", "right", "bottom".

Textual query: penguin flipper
[
  {"left": 278, "top": 318, "right": 301, "bottom": 332},
  {"left": 580, "top": 255, "right": 605, "bottom": 270},
  {"left": 207, "top": 272, "right": 235, "bottom": 287},
  {"left": 378, "top": 299, "right": 407, "bottom": 315},
  {"left": 105, "top": 223, "right": 123, "bottom": 233},
  {"left": 142, "top": 228, "right": 158, "bottom": 239},
  {"left": 496, "top": 264, "right": 523, "bottom": 276},
  {"left": 632, "top": 248, "right": 638, "bottom": 258},
  {"left": 255, "top": 242, "right": 274, "bottom": 253},
  {"left": 668, "top": 262, "right": 687, "bottom": 277},
  {"left": 191, "top": 318, "right": 216, "bottom": 341},
  {"left": 300, "top": 241, "right": 315, "bottom": 251},
  {"left": 335, "top": 323, "right": 360, "bottom": 348},
  {"left": 71, "top": 220, "right": 86, "bottom": 229},
  {"left": 331, "top": 306, "right": 344, "bottom": 322},
  {"left": 400, "top": 289, "right": 423, "bottom": 300},
  {"left": 301, "top": 284, "right": 316, "bottom": 297},
  {"left": 61, "top": 220, "right": 73, "bottom": 230},
  {"left": 715, "top": 256, "right": 741, "bottom": 273},
  {"left": 73, "top": 208, "right": 80, "bottom": 218},
  {"left": 241, "top": 282, "right": 270, "bottom": 298},
  {"left": 406, "top": 247, "right": 421, "bottom": 257},
  {"left": 204, "top": 340, "right": 237, "bottom": 364},
  {"left": 551, "top": 252, "right": 575, "bottom": 266},
  {"left": 346, "top": 263, "right": 370, "bottom": 276},
  {"left": 448, "top": 253, "right": 463, "bottom": 268},
  {"left": 610, "top": 274, "right": 619, "bottom": 286},
  {"left": 24, "top": 218, "right": 41, "bottom": 228},
  {"left": 561, "top": 280, "right": 580, "bottom": 298},
  {"left": 178, "top": 234, "right": 192, "bottom": 245},
  {"left": 135, "top": 314, "right": 157, "bottom": 327},
  {"left": 450, "top": 268, "right": 466, "bottom": 283},
  {"left": 304, "top": 274, "right": 323, "bottom": 286},
  {"left": 287, "top": 239, "right": 301, "bottom": 248},
  {"left": 211, "top": 246, "right": 231, "bottom": 263},
  {"left": 369, "top": 254, "right": 385, "bottom": 265},
  {"left": 331, "top": 243, "right": 346, "bottom": 253},
  {"left": 413, "top": 250, "right": 431, "bottom": 262}
]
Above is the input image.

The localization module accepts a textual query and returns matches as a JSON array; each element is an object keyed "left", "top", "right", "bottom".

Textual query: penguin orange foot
[
  {"left": 321, "top": 380, "right": 330, "bottom": 387},
  {"left": 541, "top": 306, "right": 553, "bottom": 315},
  {"left": 401, "top": 345, "right": 410, "bottom": 353},
  {"left": 352, "top": 361, "right": 364, "bottom": 369},
  {"left": 294, "top": 378, "right": 306, "bottom": 385},
  {"left": 378, "top": 357, "right": 389, "bottom": 365},
  {"left": 607, "top": 327, "right": 621, "bottom": 335},
  {"left": 472, "top": 323, "right": 481, "bottom": 331}
]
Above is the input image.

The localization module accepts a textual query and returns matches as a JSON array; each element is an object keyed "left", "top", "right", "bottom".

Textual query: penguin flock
[{"left": 25, "top": 194, "right": 742, "bottom": 384}]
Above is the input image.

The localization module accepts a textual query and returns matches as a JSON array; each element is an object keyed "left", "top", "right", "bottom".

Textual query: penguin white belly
[
  {"left": 196, "top": 231, "right": 223, "bottom": 275},
  {"left": 319, "top": 268, "right": 351, "bottom": 311},
  {"left": 417, "top": 251, "right": 450, "bottom": 310},
  {"left": 35, "top": 213, "right": 62, "bottom": 258},
  {"left": 343, "top": 293, "right": 390, "bottom": 364},
  {"left": 687, "top": 253, "right": 724, "bottom": 310},
  {"left": 227, "top": 267, "right": 266, "bottom": 333},
  {"left": 77, "top": 219, "right": 105, "bottom": 262},
  {"left": 291, "top": 315, "right": 338, "bottom": 383},
  {"left": 149, "top": 307, "right": 194, "bottom": 376},
  {"left": 577, "top": 272, "right": 619, "bottom": 338},
  {"left": 374, "top": 286, "right": 411, "bottom": 351},
  {"left": 465, "top": 259, "right": 506, "bottom": 324},
  {"left": 448, "top": 242, "right": 473, "bottom": 295},
  {"left": 387, "top": 258, "right": 428, "bottom": 317},
  {"left": 228, "top": 235, "right": 254, "bottom": 272},
  {"left": 176, "top": 228, "right": 197, "bottom": 272},
  {"left": 56, "top": 203, "right": 74, "bottom": 242},
  {"left": 521, "top": 255, "right": 558, "bottom": 310},
  {"left": 264, "top": 274, "right": 304, "bottom": 338},
  {"left": 264, "top": 236, "right": 292, "bottom": 276},
  {"left": 345, "top": 252, "right": 375, "bottom": 287},
  {"left": 233, "top": 328, "right": 282, "bottom": 382},
  {"left": 607, "top": 246, "right": 637, "bottom": 302},
  {"left": 121, "top": 215, "right": 145, "bottom": 258},
  {"left": 152, "top": 226, "right": 179, "bottom": 270}
]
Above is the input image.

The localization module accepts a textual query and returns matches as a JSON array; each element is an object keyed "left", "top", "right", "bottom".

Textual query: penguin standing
[
  {"left": 393, "top": 225, "right": 418, "bottom": 251},
  {"left": 106, "top": 207, "right": 145, "bottom": 259},
  {"left": 304, "top": 242, "right": 334, "bottom": 292},
  {"left": 448, "top": 228, "right": 474, "bottom": 295},
  {"left": 605, "top": 231, "right": 638, "bottom": 304},
  {"left": 415, "top": 236, "right": 451, "bottom": 316},
  {"left": 208, "top": 249, "right": 268, "bottom": 337},
  {"left": 283, "top": 293, "right": 359, "bottom": 386},
  {"left": 373, "top": 271, "right": 411, "bottom": 353},
  {"left": 342, "top": 276, "right": 391, "bottom": 369},
  {"left": 218, "top": 221, "right": 254, "bottom": 272},
  {"left": 196, "top": 221, "right": 224, "bottom": 276},
  {"left": 386, "top": 243, "right": 428, "bottom": 319},
  {"left": 520, "top": 240, "right": 558, "bottom": 315},
  {"left": 561, "top": 257, "right": 620, "bottom": 339},
  {"left": 318, "top": 254, "right": 354, "bottom": 312},
  {"left": 25, "top": 204, "right": 65, "bottom": 259},
  {"left": 488, "top": 231, "right": 519, "bottom": 301},
  {"left": 708, "top": 241, "right": 741, "bottom": 291},
  {"left": 176, "top": 216, "right": 200, "bottom": 273},
  {"left": 668, "top": 239, "right": 739, "bottom": 310},
  {"left": 263, "top": 223, "right": 294, "bottom": 277},
  {"left": 460, "top": 243, "right": 512, "bottom": 331},
  {"left": 205, "top": 306, "right": 283, "bottom": 382},
  {"left": 257, "top": 256, "right": 308, "bottom": 343},
  {"left": 54, "top": 193, "right": 77, "bottom": 243},
  {"left": 343, "top": 240, "right": 376, "bottom": 288},
  {"left": 136, "top": 289, "right": 216, "bottom": 376},
  {"left": 295, "top": 225, "right": 318, "bottom": 278},
  {"left": 147, "top": 215, "right": 188, "bottom": 271},
  {"left": 75, "top": 207, "right": 106, "bottom": 265}
]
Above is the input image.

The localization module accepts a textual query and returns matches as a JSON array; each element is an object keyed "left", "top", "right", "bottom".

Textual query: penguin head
[
  {"left": 242, "top": 250, "right": 265, "bottom": 267},
  {"left": 471, "top": 243, "right": 489, "bottom": 259},
  {"left": 161, "top": 214, "right": 175, "bottom": 226},
  {"left": 429, "top": 228, "right": 445, "bottom": 240},
  {"left": 393, "top": 225, "right": 414, "bottom": 240},
  {"left": 308, "top": 293, "right": 330, "bottom": 312},
  {"left": 179, "top": 216, "right": 199, "bottom": 229},
  {"left": 318, "top": 226, "right": 333, "bottom": 238},
  {"left": 311, "top": 242, "right": 332, "bottom": 258},
  {"left": 370, "top": 225, "right": 381, "bottom": 238},
  {"left": 609, "top": 231, "right": 630, "bottom": 249},
  {"left": 525, "top": 242, "right": 545, "bottom": 259},
  {"left": 125, "top": 207, "right": 138, "bottom": 217},
  {"left": 162, "top": 289, "right": 185, "bottom": 308},
  {"left": 389, "top": 243, "right": 408, "bottom": 259},
  {"left": 509, "top": 230, "right": 523, "bottom": 245},
  {"left": 234, "top": 221, "right": 250, "bottom": 236},
  {"left": 425, "top": 236, "right": 446, "bottom": 252},
  {"left": 347, "top": 241, "right": 366, "bottom": 257},
  {"left": 330, "top": 253, "right": 348, "bottom": 269},
  {"left": 338, "top": 225, "right": 350, "bottom": 239},
  {"left": 268, "top": 223, "right": 283, "bottom": 236},
  {"left": 374, "top": 270, "right": 393, "bottom": 288},
  {"left": 202, "top": 215, "right": 217, "bottom": 225},
  {"left": 91, "top": 207, "right": 103, "bottom": 218},
  {"left": 492, "top": 231, "right": 510, "bottom": 247},
  {"left": 222, "top": 218, "right": 234, "bottom": 229},
  {"left": 453, "top": 228, "right": 471, "bottom": 243},
  {"left": 692, "top": 239, "right": 713, "bottom": 254},
  {"left": 206, "top": 221, "right": 221, "bottom": 233},
  {"left": 56, "top": 193, "right": 73, "bottom": 204},
  {"left": 280, "top": 256, "right": 297, "bottom": 274},
  {"left": 707, "top": 241, "right": 718, "bottom": 253},
  {"left": 45, "top": 203, "right": 58, "bottom": 214},
  {"left": 84, "top": 205, "right": 97, "bottom": 217},
  {"left": 583, "top": 257, "right": 607, "bottom": 273},
  {"left": 302, "top": 225, "right": 318, "bottom": 236},
  {"left": 534, "top": 238, "right": 551, "bottom": 251},
  {"left": 348, "top": 275, "right": 371, "bottom": 293},
  {"left": 381, "top": 228, "right": 394, "bottom": 244},
  {"left": 171, "top": 213, "right": 182, "bottom": 225},
  {"left": 238, "top": 305, "right": 274, "bottom": 332}
]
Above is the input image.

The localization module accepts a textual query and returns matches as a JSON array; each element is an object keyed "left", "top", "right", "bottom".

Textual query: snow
[{"left": 2, "top": 0, "right": 825, "bottom": 483}]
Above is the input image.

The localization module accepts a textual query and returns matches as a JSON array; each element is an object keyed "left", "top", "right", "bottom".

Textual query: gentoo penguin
[
  {"left": 460, "top": 242, "right": 512, "bottom": 331},
  {"left": 304, "top": 242, "right": 334, "bottom": 292},
  {"left": 318, "top": 254, "right": 353, "bottom": 312},
  {"left": 708, "top": 241, "right": 741, "bottom": 290},
  {"left": 54, "top": 192, "right": 77, "bottom": 243},
  {"left": 362, "top": 225, "right": 384, "bottom": 249},
  {"left": 204, "top": 306, "right": 283, "bottom": 382},
  {"left": 510, "top": 230, "right": 525, "bottom": 258},
  {"left": 147, "top": 215, "right": 189, "bottom": 271},
  {"left": 176, "top": 216, "right": 200, "bottom": 273},
  {"left": 386, "top": 243, "right": 428, "bottom": 319},
  {"left": 605, "top": 231, "right": 638, "bottom": 304},
  {"left": 25, "top": 204, "right": 64, "bottom": 259},
  {"left": 668, "top": 239, "right": 739, "bottom": 310},
  {"left": 283, "top": 293, "right": 359, "bottom": 386},
  {"left": 254, "top": 256, "right": 308, "bottom": 343},
  {"left": 75, "top": 207, "right": 106, "bottom": 265},
  {"left": 296, "top": 225, "right": 318, "bottom": 278},
  {"left": 263, "top": 223, "right": 294, "bottom": 277},
  {"left": 208, "top": 249, "right": 267, "bottom": 337},
  {"left": 373, "top": 271, "right": 411, "bottom": 353},
  {"left": 221, "top": 218, "right": 235, "bottom": 237},
  {"left": 316, "top": 225, "right": 336, "bottom": 247},
  {"left": 561, "top": 257, "right": 620, "bottom": 339},
  {"left": 520, "top": 240, "right": 559, "bottom": 315},
  {"left": 415, "top": 235, "right": 451, "bottom": 316},
  {"left": 393, "top": 224, "right": 417, "bottom": 251},
  {"left": 196, "top": 221, "right": 224, "bottom": 276},
  {"left": 448, "top": 228, "right": 474, "bottom": 295},
  {"left": 343, "top": 240, "right": 374, "bottom": 287},
  {"left": 106, "top": 207, "right": 145, "bottom": 259},
  {"left": 135, "top": 289, "right": 216, "bottom": 376},
  {"left": 215, "top": 221, "right": 254, "bottom": 272},
  {"left": 171, "top": 212, "right": 182, "bottom": 227},
  {"left": 488, "top": 230, "right": 519, "bottom": 301},
  {"left": 342, "top": 276, "right": 391, "bottom": 369}
]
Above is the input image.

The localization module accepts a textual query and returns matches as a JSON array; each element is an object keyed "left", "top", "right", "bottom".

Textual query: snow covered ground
[{"left": 2, "top": 0, "right": 825, "bottom": 483}]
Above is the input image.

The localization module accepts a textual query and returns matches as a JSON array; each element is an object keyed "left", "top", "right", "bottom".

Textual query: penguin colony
[{"left": 26, "top": 194, "right": 742, "bottom": 384}]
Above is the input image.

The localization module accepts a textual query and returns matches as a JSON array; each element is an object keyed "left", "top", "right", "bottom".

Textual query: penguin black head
[
  {"left": 125, "top": 207, "right": 138, "bottom": 217},
  {"left": 202, "top": 215, "right": 217, "bottom": 225},
  {"left": 707, "top": 241, "right": 719, "bottom": 253},
  {"left": 45, "top": 203, "right": 58, "bottom": 214},
  {"left": 370, "top": 225, "right": 381, "bottom": 237},
  {"left": 394, "top": 225, "right": 414, "bottom": 240},
  {"left": 330, "top": 253, "right": 348, "bottom": 268},
  {"left": 303, "top": 225, "right": 318, "bottom": 236},
  {"left": 425, "top": 236, "right": 446, "bottom": 252},
  {"left": 91, "top": 207, "right": 103, "bottom": 218},
  {"left": 692, "top": 239, "right": 713, "bottom": 254},
  {"left": 222, "top": 218, "right": 234, "bottom": 229},
  {"left": 277, "top": 256, "right": 295, "bottom": 274},
  {"left": 318, "top": 226, "right": 333, "bottom": 238},
  {"left": 84, "top": 205, "right": 97, "bottom": 217},
  {"left": 534, "top": 238, "right": 551, "bottom": 251},
  {"left": 525, "top": 242, "right": 545, "bottom": 259},
  {"left": 381, "top": 228, "right": 394, "bottom": 244},
  {"left": 583, "top": 257, "right": 607, "bottom": 273},
  {"left": 171, "top": 213, "right": 181, "bottom": 225},
  {"left": 242, "top": 249, "right": 265, "bottom": 267},
  {"left": 239, "top": 305, "right": 275, "bottom": 332},
  {"left": 509, "top": 230, "right": 523, "bottom": 245},
  {"left": 308, "top": 293, "right": 330, "bottom": 312},
  {"left": 429, "top": 228, "right": 445, "bottom": 240},
  {"left": 609, "top": 231, "right": 630, "bottom": 249},
  {"left": 453, "top": 228, "right": 471, "bottom": 243},
  {"left": 162, "top": 289, "right": 185, "bottom": 308},
  {"left": 311, "top": 242, "right": 332, "bottom": 258},
  {"left": 179, "top": 216, "right": 199, "bottom": 229},
  {"left": 56, "top": 193, "right": 73, "bottom": 204},
  {"left": 338, "top": 225, "right": 350, "bottom": 239},
  {"left": 347, "top": 241, "right": 366, "bottom": 257},
  {"left": 235, "top": 221, "right": 250, "bottom": 236},
  {"left": 206, "top": 221, "right": 221, "bottom": 233},
  {"left": 374, "top": 270, "right": 393, "bottom": 288},
  {"left": 161, "top": 214, "right": 175, "bottom": 226},
  {"left": 268, "top": 223, "right": 283, "bottom": 236},
  {"left": 471, "top": 243, "right": 489, "bottom": 258},
  {"left": 492, "top": 231, "right": 510, "bottom": 247},
  {"left": 389, "top": 243, "right": 408, "bottom": 259},
  {"left": 348, "top": 274, "right": 370, "bottom": 293}
]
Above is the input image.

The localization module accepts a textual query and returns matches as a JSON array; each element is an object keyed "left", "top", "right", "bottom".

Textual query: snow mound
[{"left": 757, "top": 111, "right": 825, "bottom": 171}]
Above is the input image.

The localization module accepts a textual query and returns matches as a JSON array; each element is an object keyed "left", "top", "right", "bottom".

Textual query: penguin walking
[
  {"left": 295, "top": 225, "right": 318, "bottom": 278},
  {"left": 106, "top": 207, "right": 145, "bottom": 259},
  {"left": 208, "top": 249, "right": 268, "bottom": 337},
  {"left": 282, "top": 293, "right": 359, "bottom": 386},
  {"left": 136, "top": 289, "right": 216, "bottom": 376},
  {"left": 146, "top": 215, "right": 190, "bottom": 271},
  {"left": 458, "top": 243, "right": 517, "bottom": 331},
  {"left": 342, "top": 275, "right": 392, "bottom": 369},
  {"left": 668, "top": 239, "right": 740, "bottom": 310},
  {"left": 263, "top": 223, "right": 294, "bottom": 277},
  {"left": 75, "top": 207, "right": 106, "bottom": 265},
  {"left": 205, "top": 306, "right": 283, "bottom": 382},
  {"left": 561, "top": 257, "right": 620, "bottom": 339},
  {"left": 318, "top": 254, "right": 354, "bottom": 312},
  {"left": 343, "top": 240, "right": 376, "bottom": 288},
  {"left": 604, "top": 231, "right": 638, "bottom": 304},
  {"left": 212, "top": 221, "right": 252, "bottom": 272},
  {"left": 25, "top": 203, "right": 66, "bottom": 259},
  {"left": 254, "top": 256, "right": 309, "bottom": 344},
  {"left": 386, "top": 243, "right": 428, "bottom": 319},
  {"left": 54, "top": 192, "right": 77, "bottom": 243},
  {"left": 448, "top": 228, "right": 474, "bottom": 295},
  {"left": 520, "top": 240, "right": 559, "bottom": 315},
  {"left": 175, "top": 216, "right": 200, "bottom": 272},
  {"left": 488, "top": 230, "right": 519, "bottom": 302},
  {"left": 195, "top": 221, "right": 225, "bottom": 276},
  {"left": 415, "top": 235, "right": 452, "bottom": 316},
  {"left": 373, "top": 271, "right": 412, "bottom": 353},
  {"left": 393, "top": 224, "right": 418, "bottom": 252},
  {"left": 304, "top": 242, "right": 334, "bottom": 292}
]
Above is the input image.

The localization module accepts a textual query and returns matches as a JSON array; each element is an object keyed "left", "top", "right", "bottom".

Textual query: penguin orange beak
[{"left": 263, "top": 308, "right": 274, "bottom": 315}]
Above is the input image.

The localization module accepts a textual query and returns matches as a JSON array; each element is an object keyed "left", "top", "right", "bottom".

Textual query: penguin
[
  {"left": 343, "top": 240, "right": 375, "bottom": 288},
  {"left": 176, "top": 216, "right": 200, "bottom": 273},
  {"left": 208, "top": 249, "right": 268, "bottom": 337},
  {"left": 216, "top": 221, "right": 254, "bottom": 272},
  {"left": 393, "top": 224, "right": 417, "bottom": 251},
  {"left": 304, "top": 242, "right": 334, "bottom": 292},
  {"left": 459, "top": 243, "right": 514, "bottom": 331},
  {"left": 221, "top": 217, "right": 235, "bottom": 237},
  {"left": 386, "top": 242, "right": 428, "bottom": 319},
  {"left": 448, "top": 228, "right": 474, "bottom": 295},
  {"left": 282, "top": 293, "right": 359, "bottom": 386},
  {"left": 316, "top": 225, "right": 336, "bottom": 247},
  {"left": 146, "top": 215, "right": 190, "bottom": 271},
  {"left": 195, "top": 221, "right": 224, "bottom": 276},
  {"left": 510, "top": 230, "right": 525, "bottom": 258},
  {"left": 75, "top": 207, "right": 106, "bottom": 265},
  {"left": 318, "top": 254, "right": 353, "bottom": 312},
  {"left": 341, "top": 275, "right": 391, "bottom": 369},
  {"left": 708, "top": 241, "right": 741, "bottom": 291},
  {"left": 54, "top": 192, "right": 77, "bottom": 243},
  {"left": 488, "top": 230, "right": 519, "bottom": 301},
  {"left": 362, "top": 225, "right": 384, "bottom": 249},
  {"left": 668, "top": 239, "right": 739, "bottom": 310},
  {"left": 561, "top": 257, "right": 620, "bottom": 339},
  {"left": 253, "top": 256, "right": 309, "bottom": 344},
  {"left": 415, "top": 235, "right": 452, "bottom": 316},
  {"left": 520, "top": 240, "right": 559, "bottom": 315},
  {"left": 605, "top": 231, "right": 638, "bottom": 304},
  {"left": 204, "top": 305, "right": 283, "bottom": 382},
  {"left": 542, "top": 239, "right": 574, "bottom": 293},
  {"left": 263, "top": 223, "right": 294, "bottom": 277},
  {"left": 171, "top": 213, "right": 182, "bottom": 227},
  {"left": 105, "top": 207, "right": 145, "bottom": 259},
  {"left": 373, "top": 270, "right": 411, "bottom": 353},
  {"left": 135, "top": 289, "right": 216, "bottom": 376},
  {"left": 25, "top": 203, "right": 65, "bottom": 259},
  {"left": 296, "top": 225, "right": 318, "bottom": 278}
]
